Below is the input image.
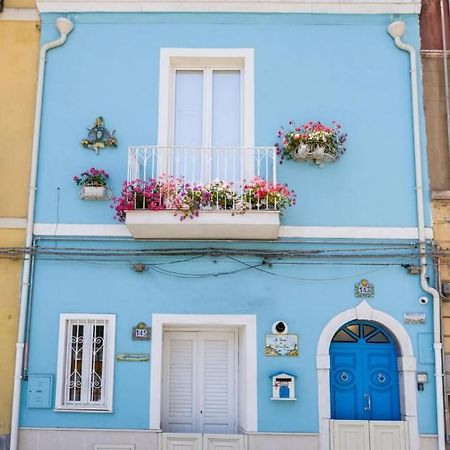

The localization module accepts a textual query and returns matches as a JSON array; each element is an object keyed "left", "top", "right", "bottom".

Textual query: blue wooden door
[{"left": 330, "top": 321, "right": 400, "bottom": 420}]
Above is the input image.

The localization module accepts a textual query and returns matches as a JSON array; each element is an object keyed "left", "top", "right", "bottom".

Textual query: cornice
[{"left": 36, "top": 0, "right": 421, "bottom": 14}]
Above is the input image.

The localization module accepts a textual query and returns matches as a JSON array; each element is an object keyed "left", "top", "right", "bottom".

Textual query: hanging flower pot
[
  {"left": 276, "top": 120, "right": 347, "bottom": 166},
  {"left": 80, "top": 185, "right": 109, "bottom": 200},
  {"left": 73, "top": 168, "right": 111, "bottom": 201}
]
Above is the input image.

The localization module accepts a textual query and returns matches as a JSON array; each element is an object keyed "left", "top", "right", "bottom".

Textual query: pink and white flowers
[
  {"left": 276, "top": 120, "right": 347, "bottom": 164},
  {"left": 73, "top": 167, "right": 109, "bottom": 187},
  {"left": 112, "top": 176, "right": 295, "bottom": 222}
]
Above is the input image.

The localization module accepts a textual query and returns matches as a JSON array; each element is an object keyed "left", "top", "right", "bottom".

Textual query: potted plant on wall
[
  {"left": 276, "top": 120, "right": 347, "bottom": 166},
  {"left": 73, "top": 167, "right": 110, "bottom": 200}
]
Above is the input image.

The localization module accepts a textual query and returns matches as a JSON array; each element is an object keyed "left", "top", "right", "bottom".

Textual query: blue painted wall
[
  {"left": 20, "top": 240, "right": 437, "bottom": 433},
  {"left": 23, "top": 11, "right": 438, "bottom": 437},
  {"left": 36, "top": 13, "right": 431, "bottom": 227}
]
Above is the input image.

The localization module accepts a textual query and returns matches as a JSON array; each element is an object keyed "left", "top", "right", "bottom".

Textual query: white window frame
[
  {"left": 55, "top": 313, "right": 116, "bottom": 412},
  {"left": 150, "top": 314, "right": 257, "bottom": 433},
  {"left": 157, "top": 48, "right": 255, "bottom": 178}
]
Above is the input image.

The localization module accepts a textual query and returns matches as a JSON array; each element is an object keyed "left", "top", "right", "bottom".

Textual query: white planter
[
  {"left": 292, "top": 144, "right": 336, "bottom": 165},
  {"left": 125, "top": 209, "right": 280, "bottom": 240},
  {"left": 80, "top": 186, "right": 108, "bottom": 200}
]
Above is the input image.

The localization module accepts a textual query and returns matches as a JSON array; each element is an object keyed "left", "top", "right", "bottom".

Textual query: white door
[
  {"left": 162, "top": 331, "right": 237, "bottom": 434},
  {"left": 331, "top": 420, "right": 407, "bottom": 450}
]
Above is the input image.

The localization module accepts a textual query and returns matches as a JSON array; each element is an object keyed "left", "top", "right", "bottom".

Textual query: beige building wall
[
  {"left": 0, "top": 7, "right": 39, "bottom": 448},
  {"left": 422, "top": 54, "right": 450, "bottom": 436}
]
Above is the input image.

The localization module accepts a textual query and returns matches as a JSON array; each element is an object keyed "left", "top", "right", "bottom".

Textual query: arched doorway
[
  {"left": 330, "top": 320, "right": 400, "bottom": 421},
  {"left": 316, "top": 301, "right": 419, "bottom": 450}
]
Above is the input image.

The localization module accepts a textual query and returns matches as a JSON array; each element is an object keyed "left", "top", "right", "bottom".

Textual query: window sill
[
  {"left": 125, "top": 209, "right": 280, "bottom": 240},
  {"left": 54, "top": 407, "right": 113, "bottom": 413}
]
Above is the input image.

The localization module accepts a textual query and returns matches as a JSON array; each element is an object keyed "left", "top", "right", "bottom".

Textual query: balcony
[{"left": 123, "top": 146, "right": 283, "bottom": 240}]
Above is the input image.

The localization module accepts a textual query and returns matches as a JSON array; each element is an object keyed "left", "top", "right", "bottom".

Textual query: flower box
[
  {"left": 80, "top": 186, "right": 108, "bottom": 200},
  {"left": 292, "top": 144, "right": 337, "bottom": 164},
  {"left": 125, "top": 209, "right": 280, "bottom": 240}
]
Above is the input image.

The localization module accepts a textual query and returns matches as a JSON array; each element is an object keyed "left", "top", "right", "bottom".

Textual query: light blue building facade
[{"left": 14, "top": 1, "right": 443, "bottom": 449}]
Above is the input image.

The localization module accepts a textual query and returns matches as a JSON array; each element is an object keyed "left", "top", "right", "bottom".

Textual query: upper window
[
  {"left": 158, "top": 49, "right": 254, "bottom": 183},
  {"left": 56, "top": 314, "right": 115, "bottom": 411}
]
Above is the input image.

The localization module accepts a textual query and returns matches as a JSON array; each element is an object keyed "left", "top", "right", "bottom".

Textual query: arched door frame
[{"left": 316, "top": 300, "right": 419, "bottom": 450}]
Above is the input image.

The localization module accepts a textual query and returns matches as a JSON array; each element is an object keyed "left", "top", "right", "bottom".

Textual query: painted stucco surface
[
  {"left": 19, "top": 241, "right": 437, "bottom": 434},
  {"left": 35, "top": 13, "right": 431, "bottom": 228},
  {"left": 0, "top": 17, "right": 38, "bottom": 439},
  {"left": 19, "top": 10, "right": 438, "bottom": 441},
  {"left": 0, "top": 21, "right": 37, "bottom": 218}
]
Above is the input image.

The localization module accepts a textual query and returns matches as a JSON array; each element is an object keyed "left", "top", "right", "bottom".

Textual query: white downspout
[
  {"left": 9, "top": 17, "right": 74, "bottom": 450},
  {"left": 388, "top": 21, "right": 445, "bottom": 450}
]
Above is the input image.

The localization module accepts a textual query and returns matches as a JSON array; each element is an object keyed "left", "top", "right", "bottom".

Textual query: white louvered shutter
[
  {"left": 162, "top": 331, "right": 237, "bottom": 434},
  {"left": 198, "top": 332, "right": 236, "bottom": 434},
  {"left": 162, "top": 332, "right": 198, "bottom": 432}
]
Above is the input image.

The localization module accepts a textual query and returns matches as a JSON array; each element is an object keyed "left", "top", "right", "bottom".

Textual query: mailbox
[{"left": 270, "top": 372, "right": 296, "bottom": 400}]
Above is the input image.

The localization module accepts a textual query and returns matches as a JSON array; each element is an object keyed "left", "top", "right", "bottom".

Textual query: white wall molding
[
  {"left": 316, "top": 301, "right": 419, "bottom": 450},
  {"left": 0, "top": 218, "right": 27, "bottom": 228},
  {"left": 36, "top": 0, "right": 420, "bottom": 14},
  {"left": 150, "top": 314, "right": 257, "bottom": 433},
  {"left": 0, "top": 8, "right": 40, "bottom": 20},
  {"left": 33, "top": 223, "right": 433, "bottom": 240}
]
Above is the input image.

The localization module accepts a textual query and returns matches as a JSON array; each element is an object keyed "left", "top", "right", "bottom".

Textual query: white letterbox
[{"left": 270, "top": 372, "right": 296, "bottom": 400}]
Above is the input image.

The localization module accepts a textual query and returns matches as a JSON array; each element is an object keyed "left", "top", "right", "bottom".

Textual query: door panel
[
  {"left": 330, "top": 350, "right": 364, "bottom": 420},
  {"left": 203, "top": 434, "right": 246, "bottom": 450},
  {"left": 163, "top": 332, "right": 198, "bottom": 432},
  {"left": 163, "top": 331, "right": 237, "bottom": 434},
  {"left": 162, "top": 433, "right": 203, "bottom": 450},
  {"left": 198, "top": 332, "right": 236, "bottom": 434},
  {"left": 331, "top": 420, "right": 370, "bottom": 450},
  {"left": 365, "top": 351, "right": 400, "bottom": 420},
  {"left": 332, "top": 420, "right": 407, "bottom": 450},
  {"left": 369, "top": 421, "right": 407, "bottom": 450}
]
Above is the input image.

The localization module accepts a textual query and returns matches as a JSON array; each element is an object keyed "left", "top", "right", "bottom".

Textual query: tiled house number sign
[{"left": 132, "top": 322, "right": 151, "bottom": 340}]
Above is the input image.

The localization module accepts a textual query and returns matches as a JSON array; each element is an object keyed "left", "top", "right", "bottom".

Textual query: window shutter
[{"left": 163, "top": 332, "right": 198, "bottom": 433}]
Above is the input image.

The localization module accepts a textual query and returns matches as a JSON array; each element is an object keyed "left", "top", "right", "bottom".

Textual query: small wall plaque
[
  {"left": 116, "top": 353, "right": 149, "bottom": 362},
  {"left": 132, "top": 322, "right": 151, "bottom": 340},
  {"left": 265, "top": 334, "right": 299, "bottom": 356},
  {"left": 81, "top": 116, "right": 117, "bottom": 154},
  {"left": 404, "top": 312, "right": 426, "bottom": 324},
  {"left": 355, "top": 279, "right": 375, "bottom": 298},
  {"left": 27, "top": 375, "right": 53, "bottom": 408}
]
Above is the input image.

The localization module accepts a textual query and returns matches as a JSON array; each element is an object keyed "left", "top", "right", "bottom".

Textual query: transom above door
[
  {"left": 330, "top": 321, "right": 400, "bottom": 421},
  {"left": 162, "top": 331, "right": 237, "bottom": 434}
]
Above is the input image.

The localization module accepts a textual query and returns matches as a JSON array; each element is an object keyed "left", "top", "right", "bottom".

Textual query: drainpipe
[
  {"left": 9, "top": 17, "right": 74, "bottom": 450},
  {"left": 388, "top": 21, "right": 445, "bottom": 450}
]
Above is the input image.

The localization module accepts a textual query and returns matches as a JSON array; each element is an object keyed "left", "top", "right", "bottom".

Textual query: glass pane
[
  {"left": 346, "top": 324, "right": 360, "bottom": 338},
  {"left": 367, "top": 331, "right": 390, "bottom": 343},
  {"left": 90, "top": 324, "right": 105, "bottom": 403},
  {"left": 332, "top": 329, "right": 357, "bottom": 342},
  {"left": 212, "top": 70, "right": 241, "bottom": 183},
  {"left": 174, "top": 70, "right": 203, "bottom": 182},
  {"left": 69, "top": 324, "right": 84, "bottom": 402},
  {"left": 363, "top": 324, "right": 376, "bottom": 338}
]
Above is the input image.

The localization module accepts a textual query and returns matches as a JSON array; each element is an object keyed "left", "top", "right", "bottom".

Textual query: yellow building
[{"left": 0, "top": 2, "right": 39, "bottom": 447}]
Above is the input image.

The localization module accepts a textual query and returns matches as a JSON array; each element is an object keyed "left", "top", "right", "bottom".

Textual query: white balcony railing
[
  {"left": 128, "top": 146, "right": 277, "bottom": 187},
  {"left": 125, "top": 146, "right": 281, "bottom": 239}
]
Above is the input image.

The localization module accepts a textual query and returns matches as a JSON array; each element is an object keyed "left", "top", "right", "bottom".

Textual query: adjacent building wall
[
  {"left": 420, "top": 0, "right": 450, "bottom": 437},
  {"left": 0, "top": 4, "right": 39, "bottom": 448}
]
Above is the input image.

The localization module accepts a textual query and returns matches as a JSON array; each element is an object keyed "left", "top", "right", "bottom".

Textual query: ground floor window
[{"left": 55, "top": 314, "right": 116, "bottom": 411}]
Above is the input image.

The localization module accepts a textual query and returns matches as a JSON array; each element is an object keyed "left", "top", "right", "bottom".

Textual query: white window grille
[{"left": 56, "top": 314, "right": 115, "bottom": 411}]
